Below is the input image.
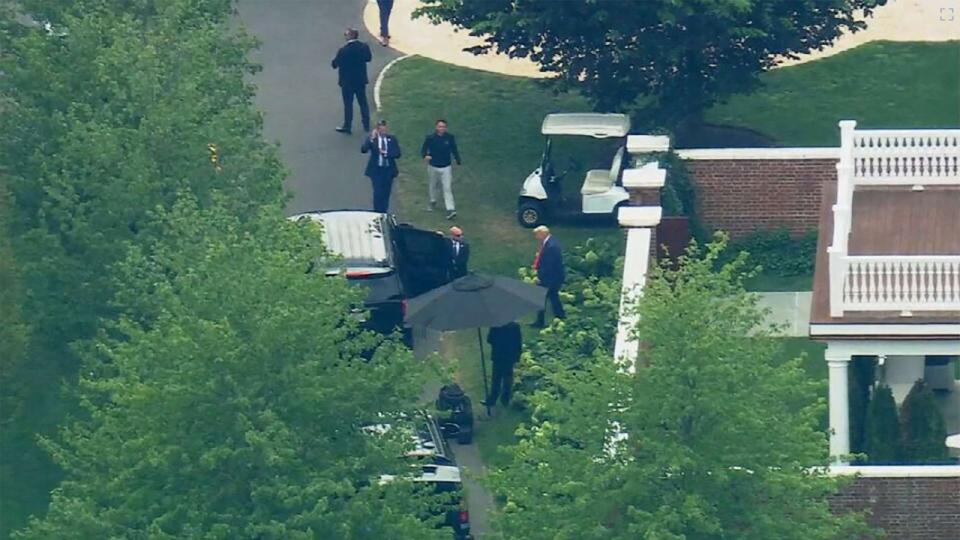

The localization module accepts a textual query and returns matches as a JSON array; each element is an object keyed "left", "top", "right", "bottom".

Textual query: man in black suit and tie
[
  {"left": 331, "top": 28, "right": 372, "bottom": 134},
  {"left": 532, "top": 225, "right": 566, "bottom": 327},
  {"left": 448, "top": 226, "right": 470, "bottom": 279},
  {"left": 361, "top": 120, "right": 401, "bottom": 213}
]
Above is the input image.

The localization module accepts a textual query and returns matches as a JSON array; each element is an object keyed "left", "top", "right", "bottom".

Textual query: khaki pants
[{"left": 427, "top": 165, "right": 455, "bottom": 211}]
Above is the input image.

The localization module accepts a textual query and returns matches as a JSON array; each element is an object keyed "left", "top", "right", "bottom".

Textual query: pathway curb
[{"left": 374, "top": 54, "right": 411, "bottom": 111}]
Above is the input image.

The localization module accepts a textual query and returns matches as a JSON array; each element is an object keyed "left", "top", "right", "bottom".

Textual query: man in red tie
[{"left": 531, "top": 226, "right": 565, "bottom": 327}]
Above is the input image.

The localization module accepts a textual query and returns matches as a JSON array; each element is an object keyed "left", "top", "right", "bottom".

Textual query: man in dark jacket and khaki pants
[{"left": 331, "top": 28, "right": 372, "bottom": 134}]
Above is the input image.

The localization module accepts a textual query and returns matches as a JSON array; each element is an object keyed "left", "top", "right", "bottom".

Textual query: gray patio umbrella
[{"left": 405, "top": 273, "right": 546, "bottom": 414}]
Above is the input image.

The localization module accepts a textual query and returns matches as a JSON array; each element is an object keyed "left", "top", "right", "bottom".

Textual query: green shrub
[
  {"left": 899, "top": 380, "right": 949, "bottom": 463},
  {"left": 512, "top": 237, "right": 622, "bottom": 410},
  {"left": 656, "top": 151, "right": 707, "bottom": 240},
  {"left": 848, "top": 356, "right": 876, "bottom": 455},
  {"left": 724, "top": 227, "right": 817, "bottom": 277},
  {"left": 863, "top": 385, "right": 902, "bottom": 463}
]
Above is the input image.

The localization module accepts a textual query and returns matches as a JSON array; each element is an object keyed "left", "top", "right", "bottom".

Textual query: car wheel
[{"left": 518, "top": 200, "right": 544, "bottom": 228}]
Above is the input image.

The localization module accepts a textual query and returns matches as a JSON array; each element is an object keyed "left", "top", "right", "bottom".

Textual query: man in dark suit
[
  {"left": 532, "top": 225, "right": 566, "bottom": 327},
  {"left": 331, "top": 28, "right": 372, "bottom": 134},
  {"left": 361, "top": 120, "right": 401, "bottom": 213},
  {"left": 483, "top": 321, "right": 522, "bottom": 408},
  {"left": 448, "top": 226, "right": 470, "bottom": 279}
]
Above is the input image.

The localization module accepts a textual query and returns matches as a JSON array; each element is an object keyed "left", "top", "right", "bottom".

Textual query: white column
[
  {"left": 614, "top": 227, "right": 651, "bottom": 372},
  {"left": 826, "top": 352, "right": 851, "bottom": 463}
]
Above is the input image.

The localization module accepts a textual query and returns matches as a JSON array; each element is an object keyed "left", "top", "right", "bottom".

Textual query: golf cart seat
[
  {"left": 580, "top": 146, "right": 626, "bottom": 196},
  {"left": 581, "top": 169, "right": 613, "bottom": 195}
]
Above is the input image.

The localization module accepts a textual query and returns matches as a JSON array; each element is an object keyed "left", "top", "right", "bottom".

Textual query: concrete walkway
[
  {"left": 361, "top": 0, "right": 544, "bottom": 78},
  {"left": 363, "top": 0, "right": 959, "bottom": 78},
  {"left": 756, "top": 292, "right": 813, "bottom": 337}
]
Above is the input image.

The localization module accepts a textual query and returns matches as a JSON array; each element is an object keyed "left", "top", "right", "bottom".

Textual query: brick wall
[
  {"left": 830, "top": 476, "right": 960, "bottom": 539},
  {"left": 683, "top": 158, "right": 836, "bottom": 239}
]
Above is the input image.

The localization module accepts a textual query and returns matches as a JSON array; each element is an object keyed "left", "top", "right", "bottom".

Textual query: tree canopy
[
  {"left": 1, "top": 0, "right": 285, "bottom": 353},
  {"left": 416, "top": 0, "right": 886, "bottom": 125},
  {"left": 1, "top": 2, "right": 448, "bottom": 537},
  {"left": 16, "top": 199, "right": 447, "bottom": 539},
  {"left": 490, "top": 239, "right": 873, "bottom": 539}
]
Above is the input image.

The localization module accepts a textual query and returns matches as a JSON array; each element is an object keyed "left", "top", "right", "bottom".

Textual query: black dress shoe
[{"left": 335, "top": 126, "right": 351, "bottom": 134}]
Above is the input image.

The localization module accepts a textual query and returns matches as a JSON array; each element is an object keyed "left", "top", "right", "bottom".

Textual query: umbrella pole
[{"left": 477, "top": 328, "right": 491, "bottom": 416}]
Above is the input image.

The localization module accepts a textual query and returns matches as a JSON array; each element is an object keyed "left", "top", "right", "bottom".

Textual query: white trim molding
[
  {"left": 617, "top": 206, "right": 662, "bottom": 228},
  {"left": 809, "top": 323, "right": 960, "bottom": 337},
  {"left": 824, "top": 339, "right": 960, "bottom": 358},
  {"left": 373, "top": 54, "right": 412, "bottom": 111},
  {"left": 676, "top": 147, "right": 840, "bottom": 160},
  {"left": 828, "top": 465, "right": 960, "bottom": 478}
]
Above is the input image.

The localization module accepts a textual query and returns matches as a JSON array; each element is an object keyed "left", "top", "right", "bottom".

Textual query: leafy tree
[
  {"left": 416, "top": 0, "right": 886, "bottom": 125},
  {"left": 0, "top": 1, "right": 289, "bottom": 529},
  {"left": 0, "top": 0, "right": 285, "bottom": 356},
  {"left": 16, "top": 199, "right": 447, "bottom": 539},
  {"left": 490, "top": 238, "right": 873, "bottom": 539},
  {"left": 863, "top": 385, "right": 901, "bottom": 463},
  {"left": 898, "top": 380, "right": 949, "bottom": 463},
  {"left": 0, "top": 178, "right": 30, "bottom": 424}
]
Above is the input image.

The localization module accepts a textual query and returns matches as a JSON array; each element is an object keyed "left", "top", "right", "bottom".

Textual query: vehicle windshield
[{"left": 544, "top": 135, "right": 624, "bottom": 177}]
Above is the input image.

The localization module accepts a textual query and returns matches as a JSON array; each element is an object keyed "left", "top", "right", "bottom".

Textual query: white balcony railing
[
  {"left": 832, "top": 255, "right": 960, "bottom": 314},
  {"left": 828, "top": 121, "right": 960, "bottom": 316},
  {"left": 851, "top": 129, "right": 960, "bottom": 186}
]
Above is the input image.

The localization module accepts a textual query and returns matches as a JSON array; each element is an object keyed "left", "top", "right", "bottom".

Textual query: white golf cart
[{"left": 516, "top": 113, "right": 636, "bottom": 228}]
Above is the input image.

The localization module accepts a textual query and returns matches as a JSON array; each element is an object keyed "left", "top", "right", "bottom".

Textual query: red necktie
[{"left": 533, "top": 242, "right": 543, "bottom": 270}]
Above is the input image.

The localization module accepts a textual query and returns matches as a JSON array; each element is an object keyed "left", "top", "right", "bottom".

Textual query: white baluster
[
  {"left": 890, "top": 262, "right": 900, "bottom": 303},
  {"left": 907, "top": 263, "right": 920, "bottom": 305},
  {"left": 937, "top": 261, "right": 946, "bottom": 305},
  {"left": 881, "top": 261, "right": 891, "bottom": 305},
  {"left": 919, "top": 261, "right": 929, "bottom": 304},
  {"left": 848, "top": 263, "right": 858, "bottom": 307},
  {"left": 946, "top": 261, "right": 955, "bottom": 304}
]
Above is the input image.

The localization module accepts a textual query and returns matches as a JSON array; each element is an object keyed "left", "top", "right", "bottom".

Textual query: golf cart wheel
[{"left": 518, "top": 200, "right": 544, "bottom": 228}]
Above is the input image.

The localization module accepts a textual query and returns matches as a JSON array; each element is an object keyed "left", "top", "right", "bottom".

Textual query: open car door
[{"left": 393, "top": 223, "right": 452, "bottom": 298}]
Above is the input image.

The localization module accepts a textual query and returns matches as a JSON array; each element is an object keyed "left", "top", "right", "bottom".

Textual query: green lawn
[
  {"left": 381, "top": 57, "right": 624, "bottom": 276},
  {"left": 707, "top": 41, "right": 960, "bottom": 146},
  {"left": 744, "top": 272, "right": 813, "bottom": 292},
  {"left": 382, "top": 42, "right": 959, "bottom": 275},
  {"left": 777, "top": 337, "right": 827, "bottom": 380}
]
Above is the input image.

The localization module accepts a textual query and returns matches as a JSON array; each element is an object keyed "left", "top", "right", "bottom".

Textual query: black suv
[
  {"left": 366, "top": 412, "right": 473, "bottom": 539},
  {"left": 290, "top": 210, "right": 453, "bottom": 343}
]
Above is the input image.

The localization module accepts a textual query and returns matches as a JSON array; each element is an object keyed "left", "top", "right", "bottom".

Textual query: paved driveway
[
  {"left": 236, "top": 2, "right": 478, "bottom": 534},
  {"left": 237, "top": 0, "right": 399, "bottom": 216}
]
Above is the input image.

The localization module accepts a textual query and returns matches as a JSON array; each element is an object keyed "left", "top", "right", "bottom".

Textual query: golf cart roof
[{"left": 541, "top": 113, "right": 631, "bottom": 138}]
